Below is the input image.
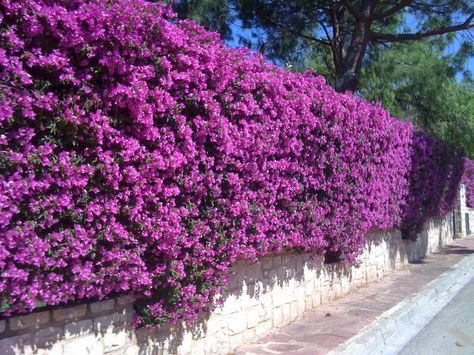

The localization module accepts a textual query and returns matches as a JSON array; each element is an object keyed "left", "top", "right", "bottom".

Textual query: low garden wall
[
  {"left": 456, "top": 185, "right": 474, "bottom": 236},
  {"left": 0, "top": 212, "right": 459, "bottom": 355}
]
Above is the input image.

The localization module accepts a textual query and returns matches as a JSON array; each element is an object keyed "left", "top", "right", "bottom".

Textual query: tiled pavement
[{"left": 235, "top": 236, "right": 474, "bottom": 355}]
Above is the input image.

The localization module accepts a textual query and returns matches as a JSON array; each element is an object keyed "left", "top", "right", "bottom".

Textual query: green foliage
[
  {"left": 172, "top": 0, "right": 233, "bottom": 40},
  {"left": 425, "top": 81, "right": 474, "bottom": 159},
  {"left": 360, "top": 39, "right": 474, "bottom": 158}
]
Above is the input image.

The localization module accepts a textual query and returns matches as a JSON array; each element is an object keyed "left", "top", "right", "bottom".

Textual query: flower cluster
[
  {"left": 400, "top": 133, "right": 464, "bottom": 240},
  {"left": 0, "top": 0, "right": 467, "bottom": 325},
  {"left": 463, "top": 158, "right": 474, "bottom": 208}
]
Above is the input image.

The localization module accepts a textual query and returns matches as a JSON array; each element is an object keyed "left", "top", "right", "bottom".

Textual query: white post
[{"left": 455, "top": 184, "right": 467, "bottom": 238}]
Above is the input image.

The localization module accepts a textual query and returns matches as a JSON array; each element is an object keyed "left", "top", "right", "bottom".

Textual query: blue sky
[
  {"left": 445, "top": 40, "right": 474, "bottom": 80},
  {"left": 225, "top": 12, "right": 474, "bottom": 80},
  {"left": 404, "top": 13, "right": 474, "bottom": 80}
]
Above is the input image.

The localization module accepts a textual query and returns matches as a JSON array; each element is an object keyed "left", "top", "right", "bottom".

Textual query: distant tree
[
  {"left": 359, "top": 38, "right": 474, "bottom": 158},
  {"left": 172, "top": 0, "right": 233, "bottom": 40},
  {"left": 428, "top": 81, "right": 474, "bottom": 159},
  {"left": 173, "top": 0, "right": 474, "bottom": 92}
]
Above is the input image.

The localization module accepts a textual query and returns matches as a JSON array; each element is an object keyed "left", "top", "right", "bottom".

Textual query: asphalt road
[{"left": 399, "top": 277, "right": 474, "bottom": 355}]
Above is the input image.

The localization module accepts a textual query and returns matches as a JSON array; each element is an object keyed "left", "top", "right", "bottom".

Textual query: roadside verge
[{"left": 330, "top": 242, "right": 474, "bottom": 354}]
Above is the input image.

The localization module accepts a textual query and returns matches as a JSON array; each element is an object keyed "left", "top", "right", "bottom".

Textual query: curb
[{"left": 329, "top": 250, "right": 474, "bottom": 355}]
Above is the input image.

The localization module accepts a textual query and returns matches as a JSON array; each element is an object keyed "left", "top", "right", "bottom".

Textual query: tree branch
[
  {"left": 343, "top": 0, "right": 363, "bottom": 19},
  {"left": 372, "top": 0, "right": 413, "bottom": 20},
  {"left": 371, "top": 13, "right": 474, "bottom": 42},
  {"left": 315, "top": 18, "right": 332, "bottom": 42},
  {"left": 261, "top": 15, "right": 331, "bottom": 46}
]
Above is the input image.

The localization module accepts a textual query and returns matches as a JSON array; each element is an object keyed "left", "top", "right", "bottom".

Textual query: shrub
[
  {"left": 0, "top": 0, "right": 465, "bottom": 325},
  {"left": 401, "top": 133, "right": 464, "bottom": 240}
]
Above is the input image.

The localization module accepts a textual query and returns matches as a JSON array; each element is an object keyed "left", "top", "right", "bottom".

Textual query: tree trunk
[
  {"left": 334, "top": 20, "right": 370, "bottom": 93},
  {"left": 334, "top": 70, "right": 359, "bottom": 92}
]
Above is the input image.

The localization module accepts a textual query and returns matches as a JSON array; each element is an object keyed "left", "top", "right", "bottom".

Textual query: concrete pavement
[
  {"left": 235, "top": 236, "right": 474, "bottom": 354},
  {"left": 399, "top": 277, "right": 474, "bottom": 355}
]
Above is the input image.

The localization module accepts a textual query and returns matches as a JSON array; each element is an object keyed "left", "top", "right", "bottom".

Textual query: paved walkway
[{"left": 235, "top": 236, "right": 474, "bottom": 355}]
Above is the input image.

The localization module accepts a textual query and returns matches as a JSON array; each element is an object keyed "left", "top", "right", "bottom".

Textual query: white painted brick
[
  {"left": 312, "top": 293, "right": 321, "bottom": 307},
  {"left": 246, "top": 262, "right": 263, "bottom": 281},
  {"left": 258, "top": 294, "right": 273, "bottom": 321},
  {"left": 135, "top": 326, "right": 171, "bottom": 347},
  {"left": 216, "top": 294, "right": 242, "bottom": 316},
  {"left": 246, "top": 307, "right": 260, "bottom": 329},
  {"left": 9, "top": 311, "right": 50, "bottom": 330},
  {"left": 305, "top": 279, "right": 315, "bottom": 296},
  {"left": 366, "top": 265, "right": 377, "bottom": 282},
  {"left": 295, "top": 254, "right": 304, "bottom": 273},
  {"left": 262, "top": 257, "right": 272, "bottom": 270},
  {"left": 282, "top": 254, "right": 294, "bottom": 267},
  {"left": 103, "top": 329, "right": 128, "bottom": 352},
  {"left": 209, "top": 335, "right": 230, "bottom": 354},
  {"left": 63, "top": 334, "right": 103, "bottom": 355},
  {"left": 34, "top": 326, "right": 64, "bottom": 345},
  {"left": 204, "top": 315, "right": 221, "bottom": 336},
  {"left": 303, "top": 263, "right": 315, "bottom": 281},
  {"left": 38, "top": 343, "right": 63, "bottom": 355},
  {"left": 90, "top": 299, "right": 115, "bottom": 314},
  {"left": 175, "top": 331, "right": 193, "bottom": 354},
  {"left": 94, "top": 311, "right": 128, "bottom": 332},
  {"left": 227, "top": 272, "right": 240, "bottom": 290},
  {"left": 64, "top": 319, "right": 93, "bottom": 339},
  {"left": 297, "top": 288, "right": 305, "bottom": 314},
  {"left": 288, "top": 302, "right": 297, "bottom": 322},
  {"left": 0, "top": 334, "right": 33, "bottom": 355},
  {"left": 53, "top": 304, "right": 87, "bottom": 322},
  {"left": 269, "top": 266, "right": 286, "bottom": 282},
  {"left": 117, "top": 295, "right": 136, "bottom": 307},
  {"left": 234, "top": 263, "right": 247, "bottom": 286},
  {"left": 282, "top": 303, "right": 291, "bottom": 324},
  {"left": 203, "top": 336, "right": 220, "bottom": 355},
  {"left": 124, "top": 344, "right": 139, "bottom": 355},
  {"left": 239, "top": 289, "right": 261, "bottom": 308},
  {"left": 0, "top": 213, "right": 457, "bottom": 355},
  {"left": 272, "top": 255, "right": 282, "bottom": 267},
  {"left": 255, "top": 319, "right": 273, "bottom": 336},
  {"left": 341, "top": 276, "right": 350, "bottom": 294},
  {"left": 273, "top": 307, "right": 284, "bottom": 327},
  {"left": 271, "top": 286, "right": 285, "bottom": 307},
  {"left": 227, "top": 312, "right": 247, "bottom": 335},
  {"left": 190, "top": 341, "right": 205, "bottom": 355}
]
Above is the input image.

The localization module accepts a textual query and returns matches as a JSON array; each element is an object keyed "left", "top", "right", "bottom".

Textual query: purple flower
[{"left": 0, "top": 0, "right": 470, "bottom": 326}]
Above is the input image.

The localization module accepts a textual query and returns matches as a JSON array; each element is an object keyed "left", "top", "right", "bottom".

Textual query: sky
[
  {"left": 226, "top": 12, "right": 474, "bottom": 81},
  {"left": 445, "top": 40, "right": 474, "bottom": 81},
  {"left": 405, "top": 13, "right": 474, "bottom": 81}
]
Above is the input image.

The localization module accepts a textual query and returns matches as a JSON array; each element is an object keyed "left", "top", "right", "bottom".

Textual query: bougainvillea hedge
[{"left": 0, "top": 0, "right": 468, "bottom": 325}]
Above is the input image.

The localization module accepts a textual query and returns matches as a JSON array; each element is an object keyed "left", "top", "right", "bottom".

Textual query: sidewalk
[{"left": 235, "top": 236, "right": 474, "bottom": 355}]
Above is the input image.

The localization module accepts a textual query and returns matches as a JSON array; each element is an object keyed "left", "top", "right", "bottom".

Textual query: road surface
[{"left": 399, "top": 277, "right": 474, "bottom": 355}]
